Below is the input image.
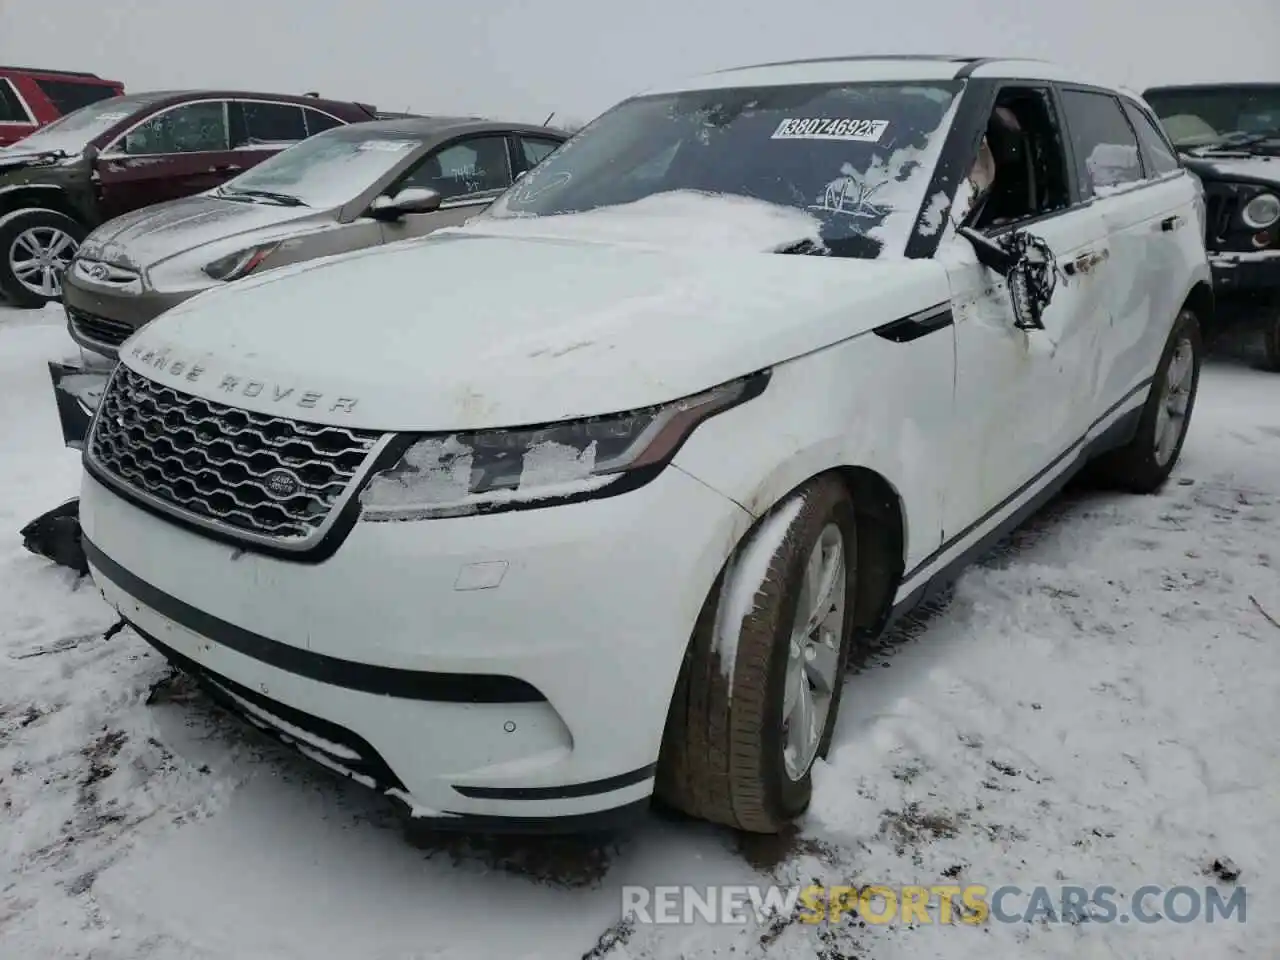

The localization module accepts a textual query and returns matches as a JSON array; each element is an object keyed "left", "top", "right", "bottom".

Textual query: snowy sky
[{"left": 3, "top": 0, "right": 1277, "bottom": 125}]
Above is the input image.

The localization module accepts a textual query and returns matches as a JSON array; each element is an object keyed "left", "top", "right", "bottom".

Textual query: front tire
[
  {"left": 0, "top": 208, "right": 85, "bottom": 308},
  {"left": 1093, "top": 307, "right": 1202, "bottom": 493},
  {"left": 655, "top": 475, "right": 857, "bottom": 833}
]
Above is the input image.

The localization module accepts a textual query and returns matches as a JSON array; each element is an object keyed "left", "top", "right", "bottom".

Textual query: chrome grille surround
[{"left": 87, "top": 365, "right": 390, "bottom": 550}]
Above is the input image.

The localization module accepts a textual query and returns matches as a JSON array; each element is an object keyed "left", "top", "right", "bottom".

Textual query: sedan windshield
[
  {"left": 4, "top": 94, "right": 169, "bottom": 155},
  {"left": 1145, "top": 85, "right": 1280, "bottom": 149},
  {"left": 218, "top": 129, "right": 424, "bottom": 208},
  {"left": 485, "top": 81, "right": 962, "bottom": 258}
]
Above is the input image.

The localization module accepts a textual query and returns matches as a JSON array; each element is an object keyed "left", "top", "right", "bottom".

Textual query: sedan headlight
[
  {"left": 359, "top": 373, "right": 768, "bottom": 520},
  {"left": 202, "top": 242, "right": 281, "bottom": 281},
  {"left": 1242, "top": 192, "right": 1280, "bottom": 230}
]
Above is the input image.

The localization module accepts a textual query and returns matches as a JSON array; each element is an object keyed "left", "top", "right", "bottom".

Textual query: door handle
[
  {"left": 1161, "top": 215, "right": 1184, "bottom": 232},
  {"left": 1063, "top": 247, "right": 1109, "bottom": 276},
  {"left": 211, "top": 163, "right": 242, "bottom": 174}
]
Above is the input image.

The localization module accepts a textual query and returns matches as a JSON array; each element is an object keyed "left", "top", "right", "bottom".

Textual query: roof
[
  {"left": 1144, "top": 81, "right": 1280, "bottom": 93},
  {"left": 647, "top": 55, "right": 1105, "bottom": 95},
  {"left": 326, "top": 115, "right": 567, "bottom": 140},
  {"left": 117, "top": 89, "right": 375, "bottom": 113}
]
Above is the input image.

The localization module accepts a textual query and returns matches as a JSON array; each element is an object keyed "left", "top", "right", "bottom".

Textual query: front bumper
[
  {"left": 1209, "top": 249, "right": 1280, "bottom": 294},
  {"left": 61, "top": 268, "right": 196, "bottom": 359},
  {"left": 80, "top": 465, "right": 750, "bottom": 831}
]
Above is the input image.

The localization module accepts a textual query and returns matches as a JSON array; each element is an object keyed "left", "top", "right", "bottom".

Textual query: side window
[
  {"left": 34, "top": 78, "right": 117, "bottom": 114},
  {"left": 400, "top": 136, "right": 512, "bottom": 200},
  {"left": 1122, "top": 101, "right": 1180, "bottom": 177},
  {"left": 124, "top": 101, "right": 229, "bottom": 155},
  {"left": 969, "top": 86, "right": 1073, "bottom": 231},
  {"left": 239, "top": 101, "right": 307, "bottom": 146},
  {"left": 0, "top": 79, "right": 30, "bottom": 123},
  {"left": 304, "top": 109, "right": 342, "bottom": 136},
  {"left": 1059, "top": 89, "right": 1144, "bottom": 196},
  {"left": 520, "top": 136, "right": 561, "bottom": 170}
]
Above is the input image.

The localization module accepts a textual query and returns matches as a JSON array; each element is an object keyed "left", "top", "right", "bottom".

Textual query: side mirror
[
  {"left": 958, "top": 226, "right": 1017, "bottom": 276},
  {"left": 370, "top": 187, "right": 442, "bottom": 221}
]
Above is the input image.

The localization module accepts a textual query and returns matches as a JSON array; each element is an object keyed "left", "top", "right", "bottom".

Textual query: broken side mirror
[{"left": 959, "top": 226, "right": 1059, "bottom": 332}]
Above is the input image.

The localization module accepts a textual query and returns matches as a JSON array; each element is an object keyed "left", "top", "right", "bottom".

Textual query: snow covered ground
[{"left": 2, "top": 301, "right": 1278, "bottom": 959}]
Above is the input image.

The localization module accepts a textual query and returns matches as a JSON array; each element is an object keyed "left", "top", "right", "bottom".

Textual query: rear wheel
[
  {"left": 655, "top": 475, "right": 857, "bottom": 833},
  {"left": 0, "top": 208, "right": 85, "bottom": 308},
  {"left": 1092, "top": 307, "right": 1202, "bottom": 493}
]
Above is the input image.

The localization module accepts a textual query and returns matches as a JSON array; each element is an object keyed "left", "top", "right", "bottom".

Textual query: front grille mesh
[
  {"left": 89, "top": 366, "right": 381, "bottom": 543},
  {"left": 68, "top": 307, "right": 135, "bottom": 348}
]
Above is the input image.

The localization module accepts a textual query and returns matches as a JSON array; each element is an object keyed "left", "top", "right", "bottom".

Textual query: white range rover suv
[{"left": 79, "top": 55, "right": 1211, "bottom": 836}]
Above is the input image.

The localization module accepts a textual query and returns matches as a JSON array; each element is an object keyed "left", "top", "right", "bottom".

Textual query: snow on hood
[
  {"left": 78, "top": 194, "right": 323, "bottom": 271},
  {"left": 121, "top": 230, "right": 950, "bottom": 431},
  {"left": 1182, "top": 153, "right": 1280, "bottom": 187},
  {"left": 447, "top": 190, "right": 826, "bottom": 253}
]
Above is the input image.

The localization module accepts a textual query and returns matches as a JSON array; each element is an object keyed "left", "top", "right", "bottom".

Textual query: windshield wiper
[
  {"left": 1190, "top": 130, "right": 1280, "bottom": 153},
  {"left": 217, "top": 187, "right": 307, "bottom": 207}
]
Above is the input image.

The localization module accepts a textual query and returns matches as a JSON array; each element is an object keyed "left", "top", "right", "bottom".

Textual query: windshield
[
  {"left": 1145, "top": 86, "right": 1280, "bottom": 149},
  {"left": 484, "top": 81, "right": 963, "bottom": 259},
  {"left": 218, "top": 129, "right": 425, "bottom": 208},
  {"left": 4, "top": 94, "right": 169, "bottom": 154}
]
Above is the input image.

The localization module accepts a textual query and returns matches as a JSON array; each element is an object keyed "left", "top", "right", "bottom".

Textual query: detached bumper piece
[{"left": 20, "top": 498, "right": 87, "bottom": 576}]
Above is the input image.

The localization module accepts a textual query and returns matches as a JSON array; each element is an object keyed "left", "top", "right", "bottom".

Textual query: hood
[
  {"left": 119, "top": 227, "right": 950, "bottom": 432},
  {"left": 79, "top": 193, "right": 328, "bottom": 271},
  {"left": 0, "top": 148, "right": 71, "bottom": 177},
  {"left": 1182, "top": 154, "right": 1280, "bottom": 188}
]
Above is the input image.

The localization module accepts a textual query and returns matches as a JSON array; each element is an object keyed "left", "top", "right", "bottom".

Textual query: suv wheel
[
  {"left": 656, "top": 476, "right": 857, "bottom": 833},
  {"left": 0, "top": 209, "right": 86, "bottom": 308},
  {"left": 1092, "top": 307, "right": 1202, "bottom": 493}
]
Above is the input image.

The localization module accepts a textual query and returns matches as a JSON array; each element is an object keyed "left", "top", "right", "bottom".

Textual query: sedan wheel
[{"left": 0, "top": 209, "right": 87, "bottom": 308}]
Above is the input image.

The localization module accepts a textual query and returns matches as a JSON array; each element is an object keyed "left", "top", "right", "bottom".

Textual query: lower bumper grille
[
  {"left": 132, "top": 621, "right": 406, "bottom": 792},
  {"left": 68, "top": 307, "right": 135, "bottom": 348}
]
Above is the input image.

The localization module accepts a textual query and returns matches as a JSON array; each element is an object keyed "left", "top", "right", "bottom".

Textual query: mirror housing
[
  {"left": 958, "top": 226, "right": 1017, "bottom": 276},
  {"left": 370, "top": 187, "right": 442, "bottom": 221}
]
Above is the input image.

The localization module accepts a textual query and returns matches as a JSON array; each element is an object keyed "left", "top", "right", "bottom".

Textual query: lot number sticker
[
  {"left": 771, "top": 118, "right": 889, "bottom": 142},
  {"left": 357, "top": 140, "right": 417, "bottom": 152}
]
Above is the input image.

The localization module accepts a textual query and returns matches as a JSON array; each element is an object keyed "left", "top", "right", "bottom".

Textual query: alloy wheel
[{"left": 9, "top": 226, "right": 79, "bottom": 299}]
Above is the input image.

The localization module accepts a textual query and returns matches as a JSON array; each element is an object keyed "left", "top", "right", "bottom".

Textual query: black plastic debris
[{"left": 20, "top": 497, "right": 87, "bottom": 576}]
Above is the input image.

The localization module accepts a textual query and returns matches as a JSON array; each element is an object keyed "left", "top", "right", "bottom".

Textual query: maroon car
[
  {"left": 0, "top": 89, "right": 378, "bottom": 306},
  {"left": 0, "top": 64, "right": 126, "bottom": 147}
]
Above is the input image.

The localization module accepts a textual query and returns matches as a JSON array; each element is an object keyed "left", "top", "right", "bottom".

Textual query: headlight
[
  {"left": 359, "top": 372, "right": 768, "bottom": 520},
  {"left": 1242, "top": 192, "right": 1280, "bottom": 230},
  {"left": 202, "top": 242, "right": 280, "bottom": 281}
]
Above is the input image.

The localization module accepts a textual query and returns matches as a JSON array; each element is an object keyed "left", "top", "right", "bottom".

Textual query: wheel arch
[
  {"left": 0, "top": 186, "right": 83, "bottom": 225},
  {"left": 1181, "top": 278, "right": 1215, "bottom": 336}
]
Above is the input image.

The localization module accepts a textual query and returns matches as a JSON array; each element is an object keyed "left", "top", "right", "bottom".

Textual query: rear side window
[
  {"left": 240, "top": 101, "right": 307, "bottom": 144},
  {"left": 1122, "top": 101, "right": 1180, "bottom": 177},
  {"left": 1060, "top": 89, "right": 1144, "bottom": 195},
  {"left": 304, "top": 108, "right": 342, "bottom": 135},
  {"left": 0, "top": 79, "right": 30, "bottom": 122},
  {"left": 34, "top": 78, "right": 118, "bottom": 114}
]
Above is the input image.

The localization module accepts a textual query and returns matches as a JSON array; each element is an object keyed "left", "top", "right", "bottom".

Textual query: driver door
[
  {"left": 377, "top": 134, "right": 516, "bottom": 242},
  {"left": 942, "top": 84, "right": 1113, "bottom": 543},
  {"left": 95, "top": 100, "right": 241, "bottom": 220}
]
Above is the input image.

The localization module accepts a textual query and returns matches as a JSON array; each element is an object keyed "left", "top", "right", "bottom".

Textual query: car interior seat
[{"left": 979, "top": 105, "right": 1038, "bottom": 226}]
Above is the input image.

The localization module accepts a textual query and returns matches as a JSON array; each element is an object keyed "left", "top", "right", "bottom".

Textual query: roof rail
[
  {"left": 712, "top": 53, "right": 989, "bottom": 74},
  {"left": 0, "top": 64, "right": 104, "bottom": 79}
]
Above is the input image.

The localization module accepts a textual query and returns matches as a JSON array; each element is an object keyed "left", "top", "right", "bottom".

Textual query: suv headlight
[
  {"left": 202, "top": 242, "right": 281, "bottom": 281},
  {"left": 1242, "top": 192, "right": 1280, "bottom": 230},
  {"left": 359, "top": 372, "right": 768, "bottom": 520}
]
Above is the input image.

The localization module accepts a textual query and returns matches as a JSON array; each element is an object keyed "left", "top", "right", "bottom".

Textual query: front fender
[{"left": 671, "top": 321, "right": 956, "bottom": 578}]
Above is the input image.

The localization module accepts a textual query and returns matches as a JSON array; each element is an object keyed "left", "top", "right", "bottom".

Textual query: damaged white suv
[{"left": 80, "top": 56, "right": 1210, "bottom": 835}]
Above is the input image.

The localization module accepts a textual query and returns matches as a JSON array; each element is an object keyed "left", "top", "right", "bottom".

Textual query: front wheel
[
  {"left": 0, "top": 208, "right": 86, "bottom": 308},
  {"left": 1092, "top": 307, "right": 1202, "bottom": 493},
  {"left": 655, "top": 475, "right": 858, "bottom": 833}
]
